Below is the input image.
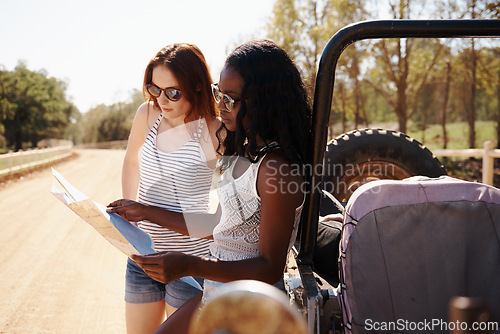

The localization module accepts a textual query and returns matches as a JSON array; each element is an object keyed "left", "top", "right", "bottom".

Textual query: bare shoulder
[
  {"left": 258, "top": 151, "right": 304, "bottom": 202},
  {"left": 128, "top": 102, "right": 160, "bottom": 142},
  {"left": 204, "top": 116, "right": 223, "bottom": 154},
  {"left": 260, "top": 150, "right": 302, "bottom": 180},
  {"left": 200, "top": 116, "right": 221, "bottom": 137},
  {"left": 135, "top": 101, "right": 149, "bottom": 117},
  {"left": 206, "top": 116, "right": 222, "bottom": 135},
  {"left": 135, "top": 101, "right": 159, "bottom": 126}
]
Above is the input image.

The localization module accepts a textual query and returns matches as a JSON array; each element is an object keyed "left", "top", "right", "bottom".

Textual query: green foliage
[
  {"left": 77, "top": 89, "right": 143, "bottom": 144},
  {"left": 408, "top": 121, "right": 497, "bottom": 150},
  {"left": 267, "top": 0, "right": 303, "bottom": 61},
  {"left": 267, "top": 0, "right": 499, "bottom": 143},
  {"left": 0, "top": 62, "right": 80, "bottom": 151},
  {"left": 266, "top": 0, "right": 369, "bottom": 93},
  {"left": 267, "top": 0, "right": 371, "bottom": 131},
  {"left": 0, "top": 61, "right": 142, "bottom": 149}
]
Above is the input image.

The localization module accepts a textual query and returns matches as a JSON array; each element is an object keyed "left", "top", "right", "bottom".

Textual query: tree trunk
[
  {"left": 14, "top": 130, "right": 22, "bottom": 151},
  {"left": 397, "top": 113, "right": 407, "bottom": 134},
  {"left": 496, "top": 49, "right": 500, "bottom": 149},
  {"left": 442, "top": 62, "right": 451, "bottom": 149},
  {"left": 354, "top": 95, "right": 360, "bottom": 129},
  {"left": 421, "top": 107, "right": 428, "bottom": 144},
  {"left": 361, "top": 89, "right": 369, "bottom": 128},
  {"left": 468, "top": 38, "right": 477, "bottom": 148},
  {"left": 339, "top": 82, "right": 347, "bottom": 133},
  {"left": 396, "top": 36, "right": 409, "bottom": 133},
  {"left": 351, "top": 50, "right": 365, "bottom": 129},
  {"left": 396, "top": 82, "right": 408, "bottom": 133},
  {"left": 353, "top": 76, "right": 369, "bottom": 128},
  {"left": 468, "top": 1, "right": 477, "bottom": 148},
  {"left": 31, "top": 134, "right": 39, "bottom": 148}
]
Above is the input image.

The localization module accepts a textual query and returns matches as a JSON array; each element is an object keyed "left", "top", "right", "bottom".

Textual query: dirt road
[{"left": 0, "top": 149, "right": 129, "bottom": 333}]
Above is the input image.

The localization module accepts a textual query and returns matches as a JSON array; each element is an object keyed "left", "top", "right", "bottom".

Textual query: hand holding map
[
  {"left": 51, "top": 168, "right": 202, "bottom": 291},
  {"left": 51, "top": 168, "right": 155, "bottom": 256}
]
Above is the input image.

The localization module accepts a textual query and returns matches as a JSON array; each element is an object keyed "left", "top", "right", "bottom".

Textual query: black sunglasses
[{"left": 146, "top": 83, "right": 182, "bottom": 102}]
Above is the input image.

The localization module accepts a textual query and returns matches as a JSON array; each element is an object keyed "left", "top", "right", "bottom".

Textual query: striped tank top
[{"left": 137, "top": 113, "right": 213, "bottom": 256}]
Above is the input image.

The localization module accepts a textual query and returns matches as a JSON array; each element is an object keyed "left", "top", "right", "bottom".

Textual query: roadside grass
[
  {"left": 407, "top": 121, "right": 499, "bottom": 187},
  {"left": 0, "top": 150, "right": 67, "bottom": 171},
  {"left": 407, "top": 121, "right": 497, "bottom": 150},
  {"left": 331, "top": 120, "right": 499, "bottom": 187}
]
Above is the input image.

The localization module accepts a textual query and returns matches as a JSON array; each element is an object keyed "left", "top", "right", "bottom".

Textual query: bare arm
[
  {"left": 114, "top": 111, "right": 223, "bottom": 237},
  {"left": 121, "top": 102, "right": 153, "bottom": 200},
  {"left": 129, "top": 152, "right": 304, "bottom": 285},
  {"left": 199, "top": 116, "right": 222, "bottom": 170},
  {"left": 107, "top": 199, "right": 221, "bottom": 239}
]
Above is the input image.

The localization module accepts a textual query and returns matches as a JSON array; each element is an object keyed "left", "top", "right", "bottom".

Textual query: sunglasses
[
  {"left": 211, "top": 83, "right": 242, "bottom": 112},
  {"left": 146, "top": 83, "right": 182, "bottom": 102}
]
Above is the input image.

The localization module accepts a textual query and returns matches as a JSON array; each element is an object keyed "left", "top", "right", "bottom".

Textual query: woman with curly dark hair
[
  {"left": 215, "top": 39, "right": 310, "bottom": 166},
  {"left": 108, "top": 39, "right": 312, "bottom": 333}
]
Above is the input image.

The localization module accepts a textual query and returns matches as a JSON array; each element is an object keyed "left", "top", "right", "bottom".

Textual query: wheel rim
[{"left": 333, "top": 161, "right": 413, "bottom": 202}]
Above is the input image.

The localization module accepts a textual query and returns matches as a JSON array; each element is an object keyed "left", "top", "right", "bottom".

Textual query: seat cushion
[{"left": 338, "top": 176, "right": 500, "bottom": 333}]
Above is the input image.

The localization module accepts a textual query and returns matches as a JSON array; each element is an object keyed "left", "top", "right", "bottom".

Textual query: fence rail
[
  {"left": 0, "top": 145, "right": 73, "bottom": 178},
  {"left": 0, "top": 141, "right": 498, "bottom": 186},
  {"left": 75, "top": 140, "right": 127, "bottom": 150},
  {"left": 432, "top": 141, "right": 500, "bottom": 186}
]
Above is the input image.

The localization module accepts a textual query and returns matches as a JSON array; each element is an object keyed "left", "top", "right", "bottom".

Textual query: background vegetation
[
  {"left": 0, "top": 62, "right": 78, "bottom": 152},
  {"left": 0, "top": 0, "right": 498, "bottom": 153},
  {"left": 267, "top": 0, "right": 499, "bottom": 148}
]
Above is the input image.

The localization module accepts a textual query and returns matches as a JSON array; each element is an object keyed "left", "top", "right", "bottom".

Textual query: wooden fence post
[
  {"left": 18, "top": 149, "right": 23, "bottom": 172},
  {"left": 8, "top": 150, "right": 13, "bottom": 174},
  {"left": 482, "top": 141, "right": 494, "bottom": 186}
]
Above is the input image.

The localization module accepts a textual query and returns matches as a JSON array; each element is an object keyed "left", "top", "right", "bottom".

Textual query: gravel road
[{"left": 0, "top": 149, "right": 129, "bottom": 333}]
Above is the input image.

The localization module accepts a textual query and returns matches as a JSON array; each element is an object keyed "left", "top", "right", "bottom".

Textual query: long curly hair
[
  {"left": 143, "top": 43, "right": 218, "bottom": 123},
  {"left": 216, "top": 39, "right": 311, "bottom": 166}
]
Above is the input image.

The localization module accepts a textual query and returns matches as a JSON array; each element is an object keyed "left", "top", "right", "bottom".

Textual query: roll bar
[{"left": 298, "top": 19, "right": 500, "bottom": 264}]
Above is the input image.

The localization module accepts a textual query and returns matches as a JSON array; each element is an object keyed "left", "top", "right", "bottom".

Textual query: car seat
[{"left": 338, "top": 176, "right": 500, "bottom": 333}]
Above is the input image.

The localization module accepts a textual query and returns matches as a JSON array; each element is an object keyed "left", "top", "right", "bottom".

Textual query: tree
[
  {"left": 0, "top": 62, "right": 78, "bottom": 150},
  {"left": 430, "top": 0, "right": 462, "bottom": 149},
  {"left": 266, "top": 0, "right": 498, "bottom": 142},
  {"left": 0, "top": 68, "right": 16, "bottom": 148},
  {"left": 483, "top": 0, "right": 499, "bottom": 149},
  {"left": 440, "top": 61, "right": 452, "bottom": 148},
  {"left": 449, "top": 0, "right": 499, "bottom": 148},
  {"left": 497, "top": 47, "right": 500, "bottom": 149},
  {"left": 329, "top": 0, "right": 370, "bottom": 131},
  {"left": 267, "top": 0, "right": 330, "bottom": 95},
  {"left": 78, "top": 89, "right": 143, "bottom": 144},
  {"left": 364, "top": 0, "right": 448, "bottom": 133},
  {"left": 466, "top": 0, "right": 478, "bottom": 149},
  {"left": 266, "top": 0, "right": 304, "bottom": 66},
  {"left": 267, "top": 0, "right": 369, "bottom": 135}
]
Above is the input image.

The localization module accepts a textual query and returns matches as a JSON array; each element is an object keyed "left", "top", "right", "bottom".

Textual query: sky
[{"left": 0, "top": 0, "right": 275, "bottom": 113}]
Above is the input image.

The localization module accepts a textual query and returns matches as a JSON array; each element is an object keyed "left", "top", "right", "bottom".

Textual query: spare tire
[
  {"left": 323, "top": 128, "right": 447, "bottom": 203},
  {"left": 314, "top": 129, "right": 447, "bottom": 286}
]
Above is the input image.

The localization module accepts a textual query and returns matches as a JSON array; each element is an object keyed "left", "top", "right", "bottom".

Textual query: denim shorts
[{"left": 125, "top": 257, "right": 204, "bottom": 308}]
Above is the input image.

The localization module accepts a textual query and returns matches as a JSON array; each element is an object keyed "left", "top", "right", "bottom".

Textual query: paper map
[
  {"left": 51, "top": 168, "right": 202, "bottom": 291},
  {"left": 51, "top": 168, "right": 155, "bottom": 256}
]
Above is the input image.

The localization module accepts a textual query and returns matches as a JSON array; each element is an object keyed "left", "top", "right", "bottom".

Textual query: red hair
[{"left": 143, "top": 43, "right": 218, "bottom": 122}]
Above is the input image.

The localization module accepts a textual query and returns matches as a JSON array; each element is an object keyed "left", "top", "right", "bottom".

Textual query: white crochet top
[{"left": 209, "top": 152, "right": 303, "bottom": 262}]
